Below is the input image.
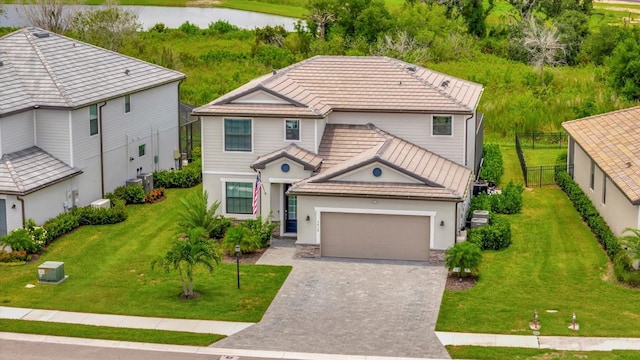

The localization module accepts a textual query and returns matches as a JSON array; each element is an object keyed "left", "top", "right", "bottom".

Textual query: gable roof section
[
  {"left": 0, "top": 27, "right": 185, "bottom": 116},
  {"left": 194, "top": 56, "right": 483, "bottom": 118},
  {"left": 0, "top": 147, "right": 82, "bottom": 195},
  {"left": 251, "top": 143, "right": 323, "bottom": 171},
  {"left": 562, "top": 106, "right": 640, "bottom": 204},
  {"left": 289, "top": 124, "right": 472, "bottom": 201}
]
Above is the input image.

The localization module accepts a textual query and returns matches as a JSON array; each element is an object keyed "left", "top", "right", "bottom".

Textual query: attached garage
[{"left": 320, "top": 212, "right": 431, "bottom": 261}]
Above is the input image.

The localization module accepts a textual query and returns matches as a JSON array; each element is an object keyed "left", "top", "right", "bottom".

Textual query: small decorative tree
[
  {"left": 620, "top": 228, "right": 640, "bottom": 270},
  {"left": 152, "top": 227, "right": 221, "bottom": 299},
  {"left": 222, "top": 226, "right": 261, "bottom": 255},
  {"left": 445, "top": 241, "right": 482, "bottom": 278}
]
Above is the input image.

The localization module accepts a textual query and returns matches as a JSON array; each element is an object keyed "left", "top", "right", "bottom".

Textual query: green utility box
[{"left": 38, "top": 261, "right": 68, "bottom": 284}]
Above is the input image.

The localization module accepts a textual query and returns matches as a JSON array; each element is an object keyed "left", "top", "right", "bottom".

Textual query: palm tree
[
  {"left": 177, "top": 190, "right": 227, "bottom": 238},
  {"left": 620, "top": 228, "right": 640, "bottom": 270},
  {"left": 445, "top": 241, "right": 482, "bottom": 278},
  {"left": 152, "top": 227, "right": 221, "bottom": 298}
]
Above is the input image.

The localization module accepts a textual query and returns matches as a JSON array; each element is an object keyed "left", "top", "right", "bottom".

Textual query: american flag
[{"left": 252, "top": 174, "right": 262, "bottom": 215}]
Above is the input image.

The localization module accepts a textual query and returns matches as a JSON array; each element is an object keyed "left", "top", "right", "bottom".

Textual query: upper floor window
[
  {"left": 125, "top": 95, "right": 131, "bottom": 113},
  {"left": 89, "top": 104, "right": 98, "bottom": 136},
  {"left": 285, "top": 119, "right": 300, "bottom": 141},
  {"left": 432, "top": 115, "right": 452, "bottom": 136},
  {"left": 590, "top": 160, "right": 595, "bottom": 190},
  {"left": 224, "top": 118, "right": 252, "bottom": 152}
]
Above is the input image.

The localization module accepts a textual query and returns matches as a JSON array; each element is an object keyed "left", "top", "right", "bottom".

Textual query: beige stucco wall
[
  {"left": 296, "top": 195, "right": 458, "bottom": 250},
  {"left": 572, "top": 141, "right": 639, "bottom": 236}
]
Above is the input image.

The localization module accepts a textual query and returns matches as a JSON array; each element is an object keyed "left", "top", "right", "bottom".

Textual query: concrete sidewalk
[
  {"left": 0, "top": 306, "right": 253, "bottom": 336},
  {"left": 436, "top": 331, "right": 640, "bottom": 351}
]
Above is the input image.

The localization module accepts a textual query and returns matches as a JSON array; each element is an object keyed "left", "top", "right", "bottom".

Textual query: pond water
[{"left": 0, "top": 4, "right": 298, "bottom": 31}]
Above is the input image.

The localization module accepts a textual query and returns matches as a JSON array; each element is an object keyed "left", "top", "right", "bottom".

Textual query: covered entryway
[{"left": 321, "top": 212, "right": 430, "bottom": 261}]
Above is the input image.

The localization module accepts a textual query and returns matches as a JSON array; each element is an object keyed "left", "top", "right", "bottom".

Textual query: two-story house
[
  {"left": 194, "top": 56, "right": 484, "bottom": 261},
  {"left": 0, "top": 27, "right": 185, "bottom": 235}
]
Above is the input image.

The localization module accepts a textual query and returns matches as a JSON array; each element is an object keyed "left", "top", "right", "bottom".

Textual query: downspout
[
  {"left": 99, "top": 101, "right": 107, "bottom": 197},
  {"left": 17, "top": 195, "right": 25, "bottom": 227},
  {"left": 464, "top": 112, "right": 475, "bottom": 169},
  {"left": 177, "top": 79, "right": 184, "bottom": 170}
]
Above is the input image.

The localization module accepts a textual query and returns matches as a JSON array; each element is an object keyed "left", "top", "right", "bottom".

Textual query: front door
[{"left": 284, "top": 184, "right": 297, "bottom": 233}]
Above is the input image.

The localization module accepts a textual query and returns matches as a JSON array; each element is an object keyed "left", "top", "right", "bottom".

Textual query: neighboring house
[
  {"left": 563, "top": 106, "right": 640, "bottom": 236},
  {"left": 0, "top": 27, "right": 185, "bottom": 235},
  {"left": 194, "top": 56, "right": 484, "bottom": 261}
]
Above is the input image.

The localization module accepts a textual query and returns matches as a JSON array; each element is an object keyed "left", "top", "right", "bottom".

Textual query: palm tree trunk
[{"left": 177, "top": 266, "right": 188, "bottom": 296}]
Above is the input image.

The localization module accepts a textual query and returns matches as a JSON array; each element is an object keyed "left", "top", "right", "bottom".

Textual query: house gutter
[
  {"left": 17, "top": 195, "right": 25, "bottom": 227},
  {"left": 99, "top": 101, "right": 107, "bottom": 197}
]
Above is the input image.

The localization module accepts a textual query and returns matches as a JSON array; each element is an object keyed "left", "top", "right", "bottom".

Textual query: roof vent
[
  {"left": 33, "top": 31, "right": 50, "bottom": 38},
  {"left": 440, "top": 80, "right": 450, "bottom": 88},
  {"left": 406, "top": 65, "right": 417, "bottom": 72},
  {"left": 124, "top": 69, "right": 130, "bottom": 75},
  {"left": 627, "top": 162, "right": 632, "bottom": 168},
  {"left": 272, "top": 70, "right": 277, "bottom": 75}
]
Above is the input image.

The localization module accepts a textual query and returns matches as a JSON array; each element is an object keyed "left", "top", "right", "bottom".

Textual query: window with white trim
[
  {"left": 225, "top": 182, "right": 252, "bottom": 214},
  {"left": 89, "top": 104, "right": 98, "bottom": 136},
  {"left": 224, "top": 118, "right": 252, "bottom": 152},
  {"left": 125, "top": 95, "right": 131, "bottom": 113},
  {"left": 432, "top": 115, "right": 452, "bottom": 136},
  {"left": 139, "top": 144, "right": 146, "bottom": 157},
  {"left": 285, "top": 119, "right": 300, "bottom": 141}
]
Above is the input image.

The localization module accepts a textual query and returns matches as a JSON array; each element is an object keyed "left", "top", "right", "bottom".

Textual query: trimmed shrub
[
  {"left": 0, "top": 250, "right": 30, "bottom": 263},
  {"left": 614, "top": 252, "right": 640, "bottom": 285},
  {"left": 43, "top": 212, "right": 80, "bottom": 241},
  {"left": 555, "top": 171, "right": 621, "bottom": 259},
  {"left": 72, "top": 199, "right": 128, "bottom": 226},
  {"left": 221, "top": 225, "right": 262, "bottom": 255},
  {"left": 108, "top": 184, "right": 145, "bottom": 204},
  {"left": 145, "top": 187, "right": 165, "bottom": 203},
  {"left": 0, "top": 228, "right": 40, "bottom": 253},
  {"left": 240, "top": 215, "right": 278, "bottom": 247},
  {"left": 490, "top": 181, "right": 525, "bottom": 214},
  {"left": 445, "top": 241, "right": 482, "bottom": 277},
  {"left": 153, "top": 158, "right": 202, "bottom": 189},
  {"left": 480, "top": 144, "right": 504, "bottom": 185},
  {"left": 468, "top": 214, "right": 512, "bottom": 250}
]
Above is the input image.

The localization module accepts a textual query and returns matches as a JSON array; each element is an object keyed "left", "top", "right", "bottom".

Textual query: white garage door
[{"left": 321, "top": 212, "right": 430, "bottom": 261}]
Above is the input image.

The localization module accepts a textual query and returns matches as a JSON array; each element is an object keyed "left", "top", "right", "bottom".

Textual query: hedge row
[
  {"left": 43, "top": 199, "right": 128, "bottom": 242},
  {"left": 555, "top": 171, "right": 620, "bottom": 259},
  {"left": 469, "top": 181, "right": 524, "bottom": 217},
  {"left": 480, "top": 144, "right": 504, "bottom": 185},
  {"left": 153, "top": 158, "right": 202, "bottom": 188},
  {"left": 467, "top": 214, "right": 512, "bottom": 250}
]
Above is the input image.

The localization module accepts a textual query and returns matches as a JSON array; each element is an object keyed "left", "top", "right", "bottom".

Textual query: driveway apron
[{"left": 212, "top": 239, "right": 450, "bottom": 359}]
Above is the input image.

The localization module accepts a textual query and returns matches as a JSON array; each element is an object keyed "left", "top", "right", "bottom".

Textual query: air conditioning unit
[
  {"left": 91, "top": 199, "right": 111, "bottom": 209},
  {"left": 126, "top": 178, "right": 142, "bottom": 187},
  {"left": 472, "top": 210, "right": 489, "bottom": 219},
  {"left": 38, "top": 261, "right": 68, "bottom": 284},
  {"left": 137, "top": 173, "right": 154, "bottom": 194},
  {"left": 470, "top": 217, "right": 488, "bottom": 229}
]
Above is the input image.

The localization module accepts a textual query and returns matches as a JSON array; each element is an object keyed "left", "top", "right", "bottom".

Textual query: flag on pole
[{"left": 252, "top": 173, "right": 262, "bottom": 215}]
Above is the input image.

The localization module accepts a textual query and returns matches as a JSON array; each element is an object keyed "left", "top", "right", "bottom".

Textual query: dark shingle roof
[
  {"left": 0, "top": 27, "right": 185, "bottom": 116},
  {"left": 0, "top": 147, "right": 82, "bottom": 195}
]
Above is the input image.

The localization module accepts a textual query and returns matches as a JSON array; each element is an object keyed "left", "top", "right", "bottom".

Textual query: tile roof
[
  {"left": 288, "top": 124, "right": 472, "bottom": 201},
  {"left": 562, "top": 106, "right": 640, "bottom": 204},
  {"left": 0, "top": 27, "right": 185, "bottom": 116},
  {"left": 251, "top": 143, "right": 323, "bottom": 171},
  {"left": 0, "top": 147, "right": 82, "bottom": 195},
  {"left": 194, "top": 56, "right": 483, "bottom": 118}
]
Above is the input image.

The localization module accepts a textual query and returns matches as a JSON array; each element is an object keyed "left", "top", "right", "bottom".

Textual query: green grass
[
  {"left": 437, "top": 149, "right": 640, "bottom": 337},
  {"left": 521, "top": 148, "right": 565, "bottom": 167},
  {"left": 0, "top": 186, "right": 291, "bottom": 322},
  {"left": 447, "top": 346, "right": 640, "bottom": 359},
  {"left": 0, "top": 319, "right": 223, "bottom": 346},
  {"left": 218, "top": 0, "right": 306, "bottom": 18}
]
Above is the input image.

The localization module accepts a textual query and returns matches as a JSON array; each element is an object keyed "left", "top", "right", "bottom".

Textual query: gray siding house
[
  {"left": 195, "top": 56, "right": 484, "bottom": 261},
  {"left": 0, "top": 27, "right": 185, "bottom": 234},
  {"left": 563, "top": 106, "right": 640, "bottom": 236}
]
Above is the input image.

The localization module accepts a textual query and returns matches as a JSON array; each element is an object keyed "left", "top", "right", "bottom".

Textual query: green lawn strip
[
  {"left": 0, "top": 319, "right": 222, "bottom": 346},
  {"left": 0, "top": 186, "right": 291, "bottom": 323},
  {"left": 447, "top": 346, "right": 640, "bottom": 359},
  {"left": 521, "top": 148, "right": 565, "bottom": 167},
  {"left": 217, "top": 0, "right": 306, "bottom": 18},
  {"left": 499, "top": 145, "right": 524, "bottom": 185},
  {"left": 437, "top": 186, "right": 640, "bottom": 336}
]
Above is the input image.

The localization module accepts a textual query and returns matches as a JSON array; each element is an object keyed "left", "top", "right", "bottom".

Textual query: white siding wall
[
  {"left": 572, "top": 142, "right": 639, "bottom": 236},
  {"left": 1, "top": 111, "right": 35, "bottom": 154},
  {"left": 1, "top": 194, "right": 25, "bottom": 234},
  {"left": 297, "top": 195, "right": 457, "bottom": 250},
  {"left": 23, "top": 178, "right": 78, "bottom": 226},
  {"left": 36, "top": 109, "right": 71, "bottom": 164},
  {"left": 327, "top": 112, "right": 468, "bottom": 167}
]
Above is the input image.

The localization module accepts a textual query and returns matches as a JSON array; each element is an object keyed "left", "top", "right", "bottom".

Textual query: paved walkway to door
[{"left": 211, "top": 238, "right": 451, "bottom": 359}]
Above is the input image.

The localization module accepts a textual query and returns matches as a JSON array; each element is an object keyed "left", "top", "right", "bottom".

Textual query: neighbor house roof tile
[
  {"left": 562, "top": 106, "right": 640, "bottom": 204},
  {"left": 251, "top": 143, "right": 322, "bottom": 171}
]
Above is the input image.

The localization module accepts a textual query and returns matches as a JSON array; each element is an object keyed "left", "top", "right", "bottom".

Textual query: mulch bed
[
  {"left": 222, "top": 247, "right": 267, "bottom": 264},
  {"left": 445, "top": 274, "right": 478, "bottom": 291}
]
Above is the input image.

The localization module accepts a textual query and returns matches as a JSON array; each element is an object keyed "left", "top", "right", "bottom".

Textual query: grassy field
[
  {"left": 521, "top": 148, "right": 565, "bottom": 167},
  {"left": 448, "top": 346, "right": 640, "bottom": 359},
  {"left": 0, "top": 319, "right": 222, "bottom": 346},
  {"left": 0, "top": 186, "right": 291, "bottom": 323},
  {"left": 436, "top": 148, "right": 640, "bottom": 337}
]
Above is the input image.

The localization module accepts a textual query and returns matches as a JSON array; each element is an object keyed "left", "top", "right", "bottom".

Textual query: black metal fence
[{"left": 515, "top": 132, "right": 573, "bottom": 187}]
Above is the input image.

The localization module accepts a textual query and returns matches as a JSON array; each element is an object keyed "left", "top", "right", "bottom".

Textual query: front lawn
[
  {"left": 448, "top": 346, "right": 640, "bottom": 359},
  {"left": 437, "top": 148, "right": 640, "bottom": 337},
  {"left": 0, "top": 186, "right": 291, "bottom": 322}
]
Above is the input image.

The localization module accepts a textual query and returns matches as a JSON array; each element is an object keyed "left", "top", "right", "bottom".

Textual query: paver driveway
[{"left": 212, "top": 239, "right": 450, "bottom": 359}]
